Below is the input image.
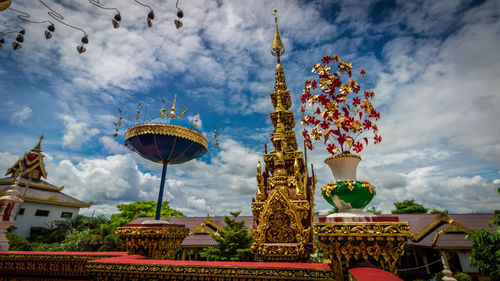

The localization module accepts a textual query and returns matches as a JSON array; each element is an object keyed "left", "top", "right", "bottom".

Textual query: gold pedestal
[
  {"left": 116, "top": 224, "right": 189, "bottom": 260},
  {"left": 314, "top": 220, "right": 411, "bottom": 281}
]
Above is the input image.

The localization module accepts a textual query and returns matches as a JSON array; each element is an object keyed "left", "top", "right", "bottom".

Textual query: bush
[
  {"left": 454, "top": 273, "right": 472, "bottom": 281},
  {"left": 436, "top": 272, "right": 444, "bottom": 281},
  {"left": 30, "top": 230, "right": 94, "bottom": 251},
  {"left": 6, "top": 232, "right": 31, "bottom": 251}
]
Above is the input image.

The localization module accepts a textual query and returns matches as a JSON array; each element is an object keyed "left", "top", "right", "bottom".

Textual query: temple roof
[
  {"left": 0, "top": 177, "right": 92, "bottom": 208},
  {"left": 6, "top": 136, "right": 47, "bottom": 180},
  {"left": 378, "top": 213, "right": 495, "bottom": 249},
  {"left": 2, "top": 136, "right": 91, "bottom": 208},
  {"left": 130, "top": 216, "right": 253, "bottom": 247},
  {"left": 130, "top": 214, "right": 494, "bottom": 249}
]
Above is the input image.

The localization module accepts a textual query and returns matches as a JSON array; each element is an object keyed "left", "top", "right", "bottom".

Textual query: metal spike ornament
[{"left": 124, "top": 96, "right": 208, "bottom": 220}]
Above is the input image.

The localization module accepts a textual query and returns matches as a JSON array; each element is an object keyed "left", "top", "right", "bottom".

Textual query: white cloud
[
  {"left": 99, "top": 136, "right": 128, "bottom": 154},
  {"left": 10, "top": 106, "right": 32, "bottom": 124},
  {"left": 42, "top": 153, "right": 213, "bottom": 217},
  {"left": 61, "top": 115, "right": 100, "bottom": 150}
]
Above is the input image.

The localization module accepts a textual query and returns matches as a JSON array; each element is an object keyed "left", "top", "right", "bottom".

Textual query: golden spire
[
  {"left": 270, "top": 9, "right": 285, "bottom": 60},
  {"left": 169, "top": 95, "right": 177, "bottom": 118},
  {"left": 167, "top": 95, "right": 187, "bottom": 120},
  {"left": 31, "top": 135, "right": 44, "bottom": 153}
]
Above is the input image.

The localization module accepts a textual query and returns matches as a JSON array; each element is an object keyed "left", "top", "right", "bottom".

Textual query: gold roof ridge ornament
[{"left": 270, "top": 9, "right": 285, "bottom": 61}]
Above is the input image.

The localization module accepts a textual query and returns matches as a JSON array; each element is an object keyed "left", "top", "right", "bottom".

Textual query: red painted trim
[
  {"left": 123, "top": 223, "right": 186, "bottom": 228},
  {"left": 89, "top": 255, "right": 331, "bottom": 269},
  {"left": 317, "top": 215, "right": 400, "bottom": 223},
  {"left": 0, "top": 251, "right": 128, "bottom": 256}
]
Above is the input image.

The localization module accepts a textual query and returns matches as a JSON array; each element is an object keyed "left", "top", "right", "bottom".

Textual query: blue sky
[{"left": 1, "top": 0, "right": 499, "bottom": 217}]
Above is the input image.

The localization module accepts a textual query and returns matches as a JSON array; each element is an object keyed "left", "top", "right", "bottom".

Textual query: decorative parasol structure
[{"left": 125, "top": 96, "right": 208, "bottom": 221}]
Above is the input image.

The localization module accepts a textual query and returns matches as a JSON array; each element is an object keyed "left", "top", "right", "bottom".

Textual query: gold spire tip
[
  {"left": 270, "top": 9, "right": 285, "bottom": 58},
  {"left": 32, "top": 135, "right": 44, "bottom": 152},
  {"left": 169, "top": 95, "right": 177, "bottom": 118}
]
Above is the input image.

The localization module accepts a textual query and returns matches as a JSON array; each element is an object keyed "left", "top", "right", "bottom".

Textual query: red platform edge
[
  {"left": 0, "top": 251, "right": 330, "bottom": 269},
  {"left": 317, "top": 215, "right": 400, "bottom": 223},
  {"left": 89, "top": 254, "right": 331, "bottom": 269},
  {"left": 122, "top": 223, "right": 186, "bottom": 228},
  {"left": 0, "top": 251, "right": 128, "bottom": 256}
]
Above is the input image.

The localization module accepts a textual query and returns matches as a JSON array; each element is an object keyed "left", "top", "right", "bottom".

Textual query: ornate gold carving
[
  {"left": 314, "top": 222, "right": 411, "bottom": 277},
  {"left": 116, "top": 225, "right": 189, "bottom": 260},
  {"left": 252, "top": 11, "right": 316, "bottom": 262},
  {"left": 321, "top": 181, "right": 375, "bottom": 196},
  {"left": 6, "top": 135, "right": 48, "bottom": 180},
  {"left": 0, "top": 253, "right": 124, "bottom": 278},
  {"left": 125, "top": 124, "right": 208, "bottom": 150},
  {"left": 256, "top": 162, "right": 266, "bottom": 201},
  {"left": 189, "top": 215, "right": 225, "bottom": 235},
  {"left": 86, "top": 261, "right": 333, "bottom": 281},
  {"left": 324, "top": 153, "right": 362, "bottom": 161}
]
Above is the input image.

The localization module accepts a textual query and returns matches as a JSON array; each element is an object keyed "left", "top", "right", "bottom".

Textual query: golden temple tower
[{"left": 251, "top": 10, "right": 317, "bottom": 262}]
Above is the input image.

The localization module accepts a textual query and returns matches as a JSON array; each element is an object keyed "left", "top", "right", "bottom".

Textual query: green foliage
[
  {"left": 109, "top": 200, "right": 185, "bottom": 226},
  {"left": 90, "top": 223, "right": 123, "bottom": 251},
  {"left": 430, "top": 208, "right": 448, "bottom": 214},
  {"left": 6, "top": 232, "right": 31, "bottom": 251},
  {"left": 28, "top": 214, "right": 88, "bottom": 243},
  {"left": 200, "top": 211, "right": 254, "bottom": 261},
  {"left": 435, "top": 271, "right": 444, "bottom": 281},
  {"left": 9, "top": 213, "right": 123, "bottom": 252},
  {"left": 391, "top": 199, "right": 428, "bottom": 214},
  {"left": 454, "top": 272, "right": 472, "bottom": 281},
  {"left": 365, "top": 205, "right": 382, "bottom": 215},
  {"left": 30, "top": 230, "right": 94, "bottom": 251},
  {"left": 467, "top": 204, "right": 500, "bottom": 280}
]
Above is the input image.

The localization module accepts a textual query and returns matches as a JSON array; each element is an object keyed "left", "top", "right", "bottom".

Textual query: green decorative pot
[{"left": 321, "top": 181, "right": 375, "bottom": 213}]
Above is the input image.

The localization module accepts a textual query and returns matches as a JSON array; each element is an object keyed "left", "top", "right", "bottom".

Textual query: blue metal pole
[{"left": 155, "top": 162, "right": 168, "bottom": 220}]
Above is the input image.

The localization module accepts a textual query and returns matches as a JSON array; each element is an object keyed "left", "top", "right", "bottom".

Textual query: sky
[{"left": 1, "top": 0, "right": 499, "bottom": 217}]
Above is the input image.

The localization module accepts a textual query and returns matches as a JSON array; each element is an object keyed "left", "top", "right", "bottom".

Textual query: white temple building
[{"left": 0, "top": 136, "right": 91, "bottom": 238}]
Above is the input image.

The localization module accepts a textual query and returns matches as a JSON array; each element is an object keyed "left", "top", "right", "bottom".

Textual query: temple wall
[{"left": 12, "top": 202, "right": 80, "bottom": 238}]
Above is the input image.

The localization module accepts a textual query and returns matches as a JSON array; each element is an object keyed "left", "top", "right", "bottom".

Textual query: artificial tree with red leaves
[
  {"left": 300, "top": 55, "right": 381, "bottom": 213},
  {"left": 300, "top": 55, "right": 381, "bottom": 156}
]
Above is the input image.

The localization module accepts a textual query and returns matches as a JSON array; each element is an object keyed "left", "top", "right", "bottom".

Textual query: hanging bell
[
  {"left": 16, "top": 33, "right": 24, "bottom": 43},
  {"left": 177, "top": 9, "right": 183, "bottom": 18},
  {"left": 76, "top": 45, "right": 86, "bottom": 54},
  {"left": 114, "top": 13, "right": 121, "bottom": 22},
  {"left": 81, "top": 36, "right": 89, "bottom": 44},
  {"left": 19, "top": 29, "right": 26, "bottom": 35},
  {"left": 12, "top": 42, "right": 22, "bottom": 50},
  {"left": 44, "top": 30, "right": 52, "bottom": 39},
  {"left": 147, "top": 18, "right": 152, "bottom": 28},
  {"left": 112, "top": 19, "right": 119, "bottom": 29},
  {"left": 148, "top": 10, "right": 155, "bottom": 20},
  {"left": 47, "top": 24, "right": 55, "bottom": 32},
  {"left": 174, "top": 19, "right": 182, "bottom": 29}
]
